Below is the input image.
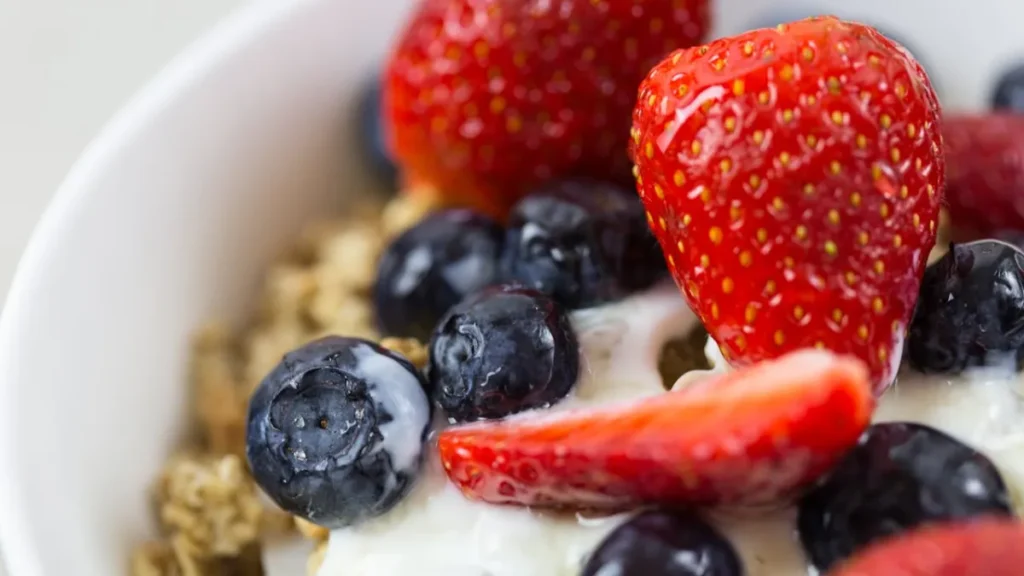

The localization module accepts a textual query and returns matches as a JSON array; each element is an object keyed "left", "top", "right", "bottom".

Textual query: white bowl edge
[{"left": 0, "top": 0, "right": 340, "bottom": 573}]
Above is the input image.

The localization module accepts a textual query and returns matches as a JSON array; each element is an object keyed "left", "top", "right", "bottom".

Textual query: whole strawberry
[
  {"left": 384, "top": 0, "right": 710, "bottom": 217},
  {"left": 943, "top": 113, "right": 1024, "bottom": 238},
  {"left": 630, "top": 16, "right": 944, "bottom": 392}
]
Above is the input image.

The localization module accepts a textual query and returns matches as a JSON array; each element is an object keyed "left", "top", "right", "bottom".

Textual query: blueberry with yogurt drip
[
  {"left": 500, "top": 179, "right": 667, "bottom": 310},
  {"left": 246, "top": 336, "right": 431, "bottom": 528},
  {"left": 429, "top": 285, "right": 579, "bottom": 422},
  {"left": 797, "top": 422, "right": 1013, "bottom": 572},
  {"left": 907, "top": 239, "right": 1024, "bottom": 372},
  {"left": 581, "top": 510, "right": 743, "bottom": 576},
  {"left": 374, "top": 209, "right": 504, "bottom": 341}
]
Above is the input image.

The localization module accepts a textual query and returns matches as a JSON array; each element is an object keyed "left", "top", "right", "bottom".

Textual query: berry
[
  {"left": 943, "top": 113, "right": 1024, "bottom": 237},
  {"left": 829, "top": 518, "right": 1024, "bottom": 576},
  {"left": 797, "top": 422, "right": 1013, "bottom": 573},
  {"left": 629, "top": 16, "right": 944, "bottom": 393},
  {"left": 374, "top": 209, "right": 504, "bottom": 341},
  {"left": 992, "top": 62, "right": 1024, "bottom": 112},
  {"left": 581, "top": 510, "right": 743, "bottom": 576},
  {"left": 500, "top": 180, "right": 666, "bottom": 309},
  {"left": 742, "top": 16, "right": 934, "bottom": 91},
  {"left": 908, "top": 240, "right": 1024, "bottom": 373},
  {"left": 383, "top": 0, "right": 710, "bottom": 217},
  {"left": 246, "top": 337, "right": 431, "bottom": 528},
  {"left": 429, "top": 285, "right": 578, "bottom": 422},
  {"left": 438, "top": 349, "right": 873, "bottom": 508},
  {"left": 358, "top": 73, "right": 397, "bottom": 186}
]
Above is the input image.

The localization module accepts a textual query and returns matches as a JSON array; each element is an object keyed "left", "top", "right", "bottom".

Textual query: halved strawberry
[
  {"left": 830, "top": 518, "right": 1024, "bottom": 576},
  {"left": 438, "top": 349, "right": 873, "bottom": 508},
  {"left": 383, "top": 0, "right": 711, "bottom": 218},
  {"left": 943, "top": 113, "right": 1024, "bottom": 238},
  {"left": 629, "top": 16, "right": 945, "bottom": 393}
]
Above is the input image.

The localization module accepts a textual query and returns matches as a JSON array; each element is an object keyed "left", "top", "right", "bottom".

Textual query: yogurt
[{"left": 308, "top": 282, "right": 1024, "bottom": 576}]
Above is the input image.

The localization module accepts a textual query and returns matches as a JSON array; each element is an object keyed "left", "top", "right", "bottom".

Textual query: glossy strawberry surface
[
  {"left": 384, "top": 0, "right": 710, "bottom": 217},
  {"left": 438, "top": 350, "right": 873, "bottom": 509},
  {"left": 629, "top": 17, "right": 945, "bottom": 392}
]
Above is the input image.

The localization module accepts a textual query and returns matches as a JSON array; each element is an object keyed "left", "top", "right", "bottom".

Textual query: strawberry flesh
[
  {"left": 438, "top": 349, "right": 874, "bottom": 509},
  {"left": 629, "top": 17, "right": 945, "bottom": 392}
]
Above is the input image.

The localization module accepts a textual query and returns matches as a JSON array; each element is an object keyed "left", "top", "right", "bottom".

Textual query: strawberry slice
[
  {"left": 830, "top": 518, "right": 1024, "bottom": 576},
  {"left": 383, "top": 0, "right": 710, "bottom": 218},
  {"left": 943, "top": 113, "right": 1024, "bottom": 238},
  {"left": 438, "top": 349, "right": 873, "bottom": 509},
  {"left": 629, "top": 16, "right": 945, "bottom": 393}
]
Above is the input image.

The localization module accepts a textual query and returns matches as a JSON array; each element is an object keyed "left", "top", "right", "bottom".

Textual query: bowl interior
[
  {"left": 2, "top": 0, "right": 1024, "bottom": 574},
  {"left": 0, "top": 0, "right": 414, "bottom": 572}
]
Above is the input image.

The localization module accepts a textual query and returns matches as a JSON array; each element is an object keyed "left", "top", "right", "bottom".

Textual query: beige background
[
  {"left": 0, "top": 0, "right": 242, "bottom": 567},
  {"left": 0, "top": 0, "right": 247, "bottom": 307}
]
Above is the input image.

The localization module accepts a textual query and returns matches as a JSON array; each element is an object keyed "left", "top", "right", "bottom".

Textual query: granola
[
  {"left": 154, "top": 453, "right": 263, "bottom": 558},
  {"left": 132, "top": 195, "right": 435, "bottom": 575}
]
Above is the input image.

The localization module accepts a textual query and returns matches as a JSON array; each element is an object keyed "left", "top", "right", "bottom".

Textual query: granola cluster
[{"left": 131, "top": 194, "right": 437, "bottom": 576}]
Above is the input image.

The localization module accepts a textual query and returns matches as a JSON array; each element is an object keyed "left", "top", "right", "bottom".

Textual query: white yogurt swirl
[{"left": 257, "top": 282, "right": 1024, "bottom": 576}]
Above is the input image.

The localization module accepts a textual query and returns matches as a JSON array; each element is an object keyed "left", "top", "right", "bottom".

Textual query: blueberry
[
  {"left": 992, "top": 63, "right": 1024, "bottom": 112},
  {"left": 500, "top": 180, "right": 666, "bottom": 310},
  {"left": 581, "top": 510, "right": 743, "bottom": 576},
  {"left": 358, "top": 73, "right": 397, "bottom": 186},
  {"left": 797, "top": 422, "right": 1013, "bottom": 572},
  {"left": 374, "top": 209, "right": 504, "bottom": 341},
  {"left": 246, "top": 336, "right": 431, "bottom": 528},
  {"left": 429, "top": 285, "right": 579, "bottom": 422},
  {"left": 907, "top": 240, "right": 1024, "bottom": 373}
]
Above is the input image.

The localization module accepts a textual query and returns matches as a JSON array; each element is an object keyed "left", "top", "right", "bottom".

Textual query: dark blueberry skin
[
  {"left": 429, "top": 285, "right": 579, "bottom": 422},
  {"left": 357, "top": 73, "right": 397, "bottom": 186},
  {"left": 500, "top": 180, "right": 667, "bottom": 310},
  {"left": 581, "top": 510, "right": 743, "bottom": 576},
  {"left": 992, "top": 63, "right": 1024, "bottom": 112},
  {"left": 246, "top": 336, "right": 431, "bottom": 528},
  {"left": 908, "top": 240, "right": 1024, "bottom": 373},
  {"left": 798, "top": 422, "right": 1013, "bottom": 572},
  {"left": 374, "top": 209, "right": 504, "bottom": 341}
]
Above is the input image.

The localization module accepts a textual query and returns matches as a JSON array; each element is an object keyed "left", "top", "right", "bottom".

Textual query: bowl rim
[{"left": 0, "top": 0, "right": 316, "bottom": 573}]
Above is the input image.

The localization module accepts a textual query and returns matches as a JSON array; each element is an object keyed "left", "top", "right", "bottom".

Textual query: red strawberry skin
[
  {"left": 943, "top": 113, "right": 1024, "bottom": 237},
  {"left": 438, "top": 349, "right": 873, "bottom": 509},
  {"left": 629, "top": 17, "right": 945, "bottom": 392},
  {"left": 831, "top": 518, "right": 1024, "bottom": 576},
  {"left": 384, "top": 0, "right": 710, "bottom": 217}
]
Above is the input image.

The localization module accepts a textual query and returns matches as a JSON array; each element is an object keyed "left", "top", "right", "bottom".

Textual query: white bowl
[{"left": 2, "top": 0, "right": 1023, "bottom": 574}]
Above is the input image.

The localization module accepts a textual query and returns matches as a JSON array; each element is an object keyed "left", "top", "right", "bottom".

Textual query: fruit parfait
[{"left": 241, "top": 4, "right": 1024, "bottom": 576}]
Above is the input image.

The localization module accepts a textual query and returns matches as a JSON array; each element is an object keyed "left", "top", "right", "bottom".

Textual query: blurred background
[
  {"left": 0, "top": 3, "right": 250, "bottom": 572},
  {"left": 0, "top": 0, "right": 247, "bottom": 304},
  {"left": 3, "top": 0, "right": 1021, "bottom": 308}
]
